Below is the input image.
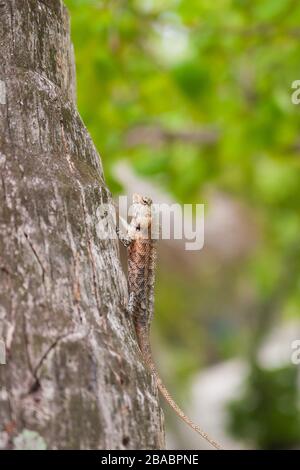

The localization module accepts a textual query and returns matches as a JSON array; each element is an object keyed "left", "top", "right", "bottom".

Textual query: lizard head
[
  {"left": 131, "top": 193, "right": 153, "bottom": 239},
  {"left": 132, "top": 193, "right": 152, "bottom": 206}
]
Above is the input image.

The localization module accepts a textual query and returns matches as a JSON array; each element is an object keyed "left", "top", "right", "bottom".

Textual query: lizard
[{"left": 117, "top": 193, "right": 222, "bottom": 450}]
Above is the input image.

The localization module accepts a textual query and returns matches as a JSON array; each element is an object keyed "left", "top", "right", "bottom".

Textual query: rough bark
[{"left": 0, "top": 0, "right": 164, "bottom": 450}]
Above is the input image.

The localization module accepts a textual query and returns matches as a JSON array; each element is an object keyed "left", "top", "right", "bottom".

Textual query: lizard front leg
[{"left": 116, "top": 216, "right": 134, "bottom": 247}]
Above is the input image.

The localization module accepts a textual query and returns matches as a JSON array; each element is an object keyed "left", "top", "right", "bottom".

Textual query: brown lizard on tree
[{"left": 118, "top": 193, "right": 222, "bottom": 450}]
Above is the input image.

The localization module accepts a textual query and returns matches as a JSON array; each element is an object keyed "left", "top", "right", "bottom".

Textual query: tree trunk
[{"left": 0, "top": 0, "right": 164, "bottom": 450}]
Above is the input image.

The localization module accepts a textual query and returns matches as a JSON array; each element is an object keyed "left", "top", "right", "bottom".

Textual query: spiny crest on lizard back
[{"left": 130, "top": 193, "right": 153, "bottom": 240}]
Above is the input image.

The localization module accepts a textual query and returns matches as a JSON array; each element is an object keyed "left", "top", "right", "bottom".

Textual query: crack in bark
[
  {"left": 33, "top": 333, "right": 71, "bottom": 378},
  {"left": 23, "top": 231, "right": 46, "bottom": 285},
  {"left": 38, "top": 0, "right": 53, "bottom": 8},
  {"left": 26, "top": 332, "right": 74, "bottom": 396},
  {"left": 0, "top": 265, "right": 11, "bottom": 276},
  {"left": 21, "top": 309, "right": 34, "bottom": 376},
  {"left": 1, "top": 173, "right": 7, "bottom": 203}
]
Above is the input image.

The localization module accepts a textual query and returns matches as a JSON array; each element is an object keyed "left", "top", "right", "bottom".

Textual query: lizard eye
[
  {"left": 142, "top": 196, "right": 152, "bottom": 205},
  {"left": 136, "top": 224, "right": 141, "bottom": 231}
]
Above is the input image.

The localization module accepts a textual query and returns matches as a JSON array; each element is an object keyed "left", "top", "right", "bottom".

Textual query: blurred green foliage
[
  {"left": 64, "top": 0, "right": 300, "bottom": 448},
  {"left": 228, "top": 364, "right": 300, "bottom": 449},
  {"left": 65, "top": 0, "right": 300, "bottom": 202}
]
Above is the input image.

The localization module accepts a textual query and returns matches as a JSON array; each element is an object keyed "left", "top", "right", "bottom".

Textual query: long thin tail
[{"left": 135, "top": 324, "right": 223, "bottom": 450}]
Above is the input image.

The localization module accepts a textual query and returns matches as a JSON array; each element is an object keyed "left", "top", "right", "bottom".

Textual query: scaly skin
[{"left": 118, "top": 193, "right": 222, "bottom": 450}]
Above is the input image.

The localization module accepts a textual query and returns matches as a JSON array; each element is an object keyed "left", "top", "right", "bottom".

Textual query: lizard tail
[{"left": 135, "top": 323, "right": 223, "bottom": 450}]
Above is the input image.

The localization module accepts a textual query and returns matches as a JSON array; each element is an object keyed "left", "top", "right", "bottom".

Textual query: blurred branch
[
  {"left": 125, "top": 124, "right": 220, "bottom": 149},
  {"left": 201, "top": 25, "right": 300, "bottom": 39},
  {"left": 286, "top": 140, "right": 300, "bottom": 154}
]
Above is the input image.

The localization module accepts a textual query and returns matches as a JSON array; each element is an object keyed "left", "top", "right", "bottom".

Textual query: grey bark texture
[{"left": 0, "top": 0, "right": 164, "bottom": 450}]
